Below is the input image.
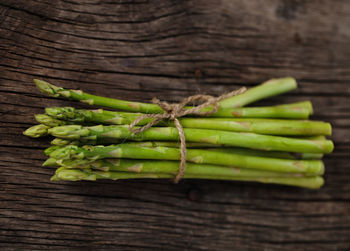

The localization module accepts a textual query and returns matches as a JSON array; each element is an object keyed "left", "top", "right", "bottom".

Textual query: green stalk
[
  {"left": 46, "top": 103, "right": 312, "bottom": 128},
  {"left": 218, "top": 77, "right": 297, "bottom": 108},
  {"left": 206, "top": 148, "right": 323, "bottom": 160},
  {"left": 210, "top": 101, "right": 312, "bottom": 119},
  {"left": 23, "top": 124, "right": 50, "bottom": 138},
  {"left": 50, "top": 138, "right": 224, "bottom": 148},
  {"left": 46, "top": 107, "right": 145, "bottom": 124},
  {"left": 48, "top": 125, "right": 334, "bottom": 153},
  {"left": 34, "top": 77, "right": 296, "bottom": 113},
  {"left": 177, "top": 118, "right": 331, "bottom": 136},
  {"left": 123, "top": 143, "right": 323, "bottom": 159},
  {"left": 45, "top": 107, "right": 329, "bottom": 136},
  {"left": 51, "top": 167, "right": 324, "bottom": 189},
  {"left": 57, "top": 158, "right": 315, "bottom": 178},
  {"left": 49, "top": 140, "right": 323, "bottom": 159},
  {"left": 48, "top": 144, "right": 325, "bottom": 174},
  {"left": 300, "top": 153, "right": 324, "bottom": 159}
]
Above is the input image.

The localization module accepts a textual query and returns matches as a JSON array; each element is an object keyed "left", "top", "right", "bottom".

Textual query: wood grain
[{"left": 0, "top": 0, "right": 349, "bottom": 250}]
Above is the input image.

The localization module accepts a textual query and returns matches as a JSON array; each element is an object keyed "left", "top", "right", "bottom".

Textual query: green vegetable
[
  {"left": 52, "top": 167, "right": 324, "bottom": 189},
  {"left": 21, "top": 77, "right": 332, "bottom": 189},
  {"left": 47, "top": 125, "right": 334, "bottom": 153},
  {"left": 35, "top": 77, "right": 297, "bottom": 113}
]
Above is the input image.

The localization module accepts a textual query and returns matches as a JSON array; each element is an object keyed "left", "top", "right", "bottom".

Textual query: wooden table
[{"left": 1, "top": 1, "right": 349, "bottom": 250}]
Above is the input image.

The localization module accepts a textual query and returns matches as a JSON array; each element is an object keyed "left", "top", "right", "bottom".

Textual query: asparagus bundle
[{"left": 24, "top": 77, "right": 334, "bottom": 189}]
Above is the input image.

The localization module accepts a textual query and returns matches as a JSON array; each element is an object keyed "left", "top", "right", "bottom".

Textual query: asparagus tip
[
  {"left": 50, "top": 174, "right": 60, "bottom": 181},
  {"left": 45, "top": 107, "right": 78, "bottom": 121},
  {"left": 43, "top": 158, "right": 58, "bottom": 167},
  {"left": 35, "top": 114, "right": 66, "bottom": 127},
  {"left": 49, "top": 145, "right": 83, "bottom": 160},
  {"left": 34, "top": 79, "right": 61, "bottom": 97},
  {"left": 23, "top": 124, "right": 49, "bottom": 138},
  {"left": 44, "top": 146, "right": 61, "bottom": 156},
  {"left": 48, "top": 125, "right": 88, "bottom": 140},
  {"left": 51, "top": 138, "right": 72, "bottom": 146},
  {"left": 54, "top": 168, "right": 96, "bottom": 181}
]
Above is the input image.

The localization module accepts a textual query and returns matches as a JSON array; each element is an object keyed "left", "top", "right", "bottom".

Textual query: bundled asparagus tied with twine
[{"left": 24, "top": 77, "right": 334, "bottom": 189}]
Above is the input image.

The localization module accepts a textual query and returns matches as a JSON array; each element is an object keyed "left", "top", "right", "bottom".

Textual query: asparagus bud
[{"left": 23, "top": 124, "right": 50, "bottom": 138}]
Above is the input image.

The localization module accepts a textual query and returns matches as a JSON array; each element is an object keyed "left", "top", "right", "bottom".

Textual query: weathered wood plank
[{"left": 0, "top": 0, "right": 349, "bottom": 250}]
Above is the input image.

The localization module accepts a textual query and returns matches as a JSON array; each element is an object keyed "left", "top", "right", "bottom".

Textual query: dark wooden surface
[{"left": 0, "top": 0, "right": 349, "bottom": 250}]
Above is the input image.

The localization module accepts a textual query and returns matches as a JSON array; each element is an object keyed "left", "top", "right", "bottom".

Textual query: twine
[{"left": 129, "top": 87, "right": 247, "bottom": 183}]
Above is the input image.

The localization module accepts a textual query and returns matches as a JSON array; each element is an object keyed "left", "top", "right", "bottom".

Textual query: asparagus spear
[
  {"left": 51, "top": 167, "right": 324, "bottom": 189},
  {"left": 44, "top": 108, "right": 329, "bottom": 136},
  {"left": 50, "top": 138, "right": 233, "bottom": 149},
  {"left": 34, "top": 77, "right": 297, "bottom": 113},
  {"left": 56, "top": 158, "right": 316, "bottom": 178},
  {"left": 51, "top": 138, "right": 224, "bottom": 147},
  {"left": 45, "top": 107, "right": 150, "bottom": 124},
  {"left": 123, "top": 143, "right": 323, "bottom": 159},
  {"left": 50, "top": 139, "right": 323, "bottom": 160},
  {"left": 206, "top": 148, "right": 323, "bottom": 160},
  {"left": 48, "top": 144, "right": 324, "bottom": 174},
  {"left": 48, "top": 125, "right": 334, "bottom": 153},
  {"left": 178, "top": 118, "right": 331, "bottom": 136},
  {"left": 45, "top": 102, "right": 313, "bottom": 126}
]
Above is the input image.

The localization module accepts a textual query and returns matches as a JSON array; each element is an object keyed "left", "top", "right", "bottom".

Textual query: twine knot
[{"left": 129, "top": 87, "right": 246, "bottom": 183}]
